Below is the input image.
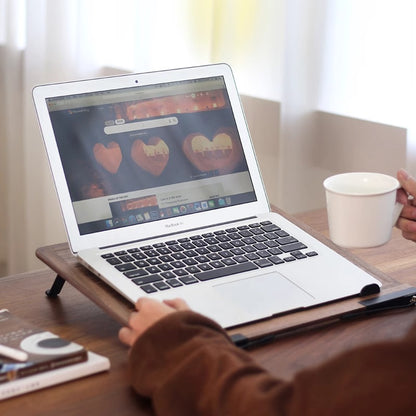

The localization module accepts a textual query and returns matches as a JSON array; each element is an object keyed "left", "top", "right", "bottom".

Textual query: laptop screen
[{"left": 45, "top": 76, "right": 256, "bottom": 236}]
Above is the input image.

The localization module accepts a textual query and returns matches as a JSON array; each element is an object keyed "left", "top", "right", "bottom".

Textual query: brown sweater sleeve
[{"left": 128, "top": 311, "right": 416, "bottom": 416}]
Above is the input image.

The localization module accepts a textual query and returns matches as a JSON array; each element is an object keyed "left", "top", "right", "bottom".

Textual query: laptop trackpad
[{"left": 213, "top": 272, "right": 315, "bottom": 317}]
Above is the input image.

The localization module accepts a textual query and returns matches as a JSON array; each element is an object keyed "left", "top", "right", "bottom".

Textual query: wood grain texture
[{"left": 1, "top": 208, "right": 415, "bottom": 414}]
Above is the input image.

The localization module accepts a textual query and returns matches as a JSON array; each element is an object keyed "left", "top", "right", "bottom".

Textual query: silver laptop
[{"left": 33, "top": 63, "right": 380, "bottom": 328}]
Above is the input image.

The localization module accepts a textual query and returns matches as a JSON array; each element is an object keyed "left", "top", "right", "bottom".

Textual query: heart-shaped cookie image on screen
[
  {"left": 182, "top": 128, "right": 243, "bottom": 174},
  {"left": 131, "top": 137, "right": 169, "bottom": 176},
  {"left": 93, "top": 142, "right": 122, "bottom": 174}
]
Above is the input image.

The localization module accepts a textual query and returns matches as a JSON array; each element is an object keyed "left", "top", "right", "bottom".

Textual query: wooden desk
[{"left": 1, "top": 209, "right": 416, "bottom": 415}]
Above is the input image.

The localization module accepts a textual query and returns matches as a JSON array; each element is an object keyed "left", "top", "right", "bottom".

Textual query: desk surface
[{"left": 1, "top": 209, "right": 416, "bottom": 415}]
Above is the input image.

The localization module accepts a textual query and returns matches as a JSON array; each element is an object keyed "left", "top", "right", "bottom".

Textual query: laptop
[{"left": 33, "top": 63, "right": 380, "bottom": 328}]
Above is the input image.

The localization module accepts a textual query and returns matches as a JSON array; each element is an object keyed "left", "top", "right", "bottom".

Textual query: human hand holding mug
[{"left": 396, "top": 169, "right": 416, "bottom": 242}]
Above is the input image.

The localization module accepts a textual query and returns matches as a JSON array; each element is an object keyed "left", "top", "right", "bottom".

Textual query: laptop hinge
[{"left": 99, "top": 215, "right": 258, "bottom": 250}]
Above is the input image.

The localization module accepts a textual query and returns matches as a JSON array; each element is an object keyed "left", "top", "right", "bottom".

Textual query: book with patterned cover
[{"left": 0, "top": 309, "right": 88, "bottom": 383}]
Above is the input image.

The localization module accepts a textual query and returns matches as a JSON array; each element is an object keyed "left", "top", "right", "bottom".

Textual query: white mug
[{"left": 323, "top": 172, "right": 403, "bottom": 248}]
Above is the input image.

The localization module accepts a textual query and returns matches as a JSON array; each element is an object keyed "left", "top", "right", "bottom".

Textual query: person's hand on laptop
[
  {"left": 119, "top": 297, "right": 190, "bottom": 347},
  {"left": 396, "top": 168, "right": 416, "bottom": 242}
]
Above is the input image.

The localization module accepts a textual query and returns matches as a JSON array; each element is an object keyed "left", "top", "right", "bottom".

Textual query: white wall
[{"left": 241, "top": 96, "right": 407, "bottom": 214}]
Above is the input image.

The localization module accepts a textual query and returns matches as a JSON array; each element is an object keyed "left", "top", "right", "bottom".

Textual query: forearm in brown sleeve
[{"left": 128, "top": 311, "right": 416, "bottom": 416}]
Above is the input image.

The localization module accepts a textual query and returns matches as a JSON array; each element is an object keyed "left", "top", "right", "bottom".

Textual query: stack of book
[{"left": 0, "top": 309, "right": 110, "bottom": 400}]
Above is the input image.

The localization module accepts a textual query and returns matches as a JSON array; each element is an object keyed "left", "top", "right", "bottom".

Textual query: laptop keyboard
[{"left": 102, "top": 220, "right": 318, "bottom": 294}]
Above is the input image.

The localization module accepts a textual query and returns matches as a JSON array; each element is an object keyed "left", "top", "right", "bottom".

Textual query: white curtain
[
  {"left": 278, "top": 0, "right": 415, "bottom": 212},
  {"left": 1, "top": 0, "right": 109, "bottom": 275},
  {"left": 0, "top": 0, "right": 415, "bottom": 275},
  {"left": 0, "top": 0, "right": 282, "bottom": 274}
]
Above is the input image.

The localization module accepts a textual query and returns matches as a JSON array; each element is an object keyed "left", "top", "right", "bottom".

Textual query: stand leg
[{"left": 45, "top": 275, "right": 66, "bottom": 297}]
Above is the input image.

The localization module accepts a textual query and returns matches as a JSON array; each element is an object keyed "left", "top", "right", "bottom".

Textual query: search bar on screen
[{"left": 104, "top": 117, "right": 178, "bottom": 135}]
